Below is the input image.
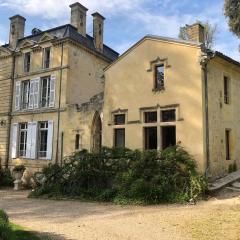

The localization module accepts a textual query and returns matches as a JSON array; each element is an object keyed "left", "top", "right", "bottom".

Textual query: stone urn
[{"left": 13, "top": 165, "right": 25, "bottom": 191}]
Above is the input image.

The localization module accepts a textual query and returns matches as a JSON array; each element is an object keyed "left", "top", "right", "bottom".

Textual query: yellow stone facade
[{"left": 0, "top": 3, "right": 239, "bottom": 178}]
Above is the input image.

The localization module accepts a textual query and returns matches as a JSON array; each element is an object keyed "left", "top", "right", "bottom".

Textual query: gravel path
[{"left": 0, "top": 189, "right": 240, "bottom": 240}]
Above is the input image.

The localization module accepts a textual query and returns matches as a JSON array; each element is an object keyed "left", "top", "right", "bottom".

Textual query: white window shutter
[
  {"left": 11, "top": 123, "right": 18, "bottom": 159},
  {"left": 29, "top": 80, "right": 35, "bottom": 109},
  {"left": 49, "top": 75, "right": 56, "bottom": 107},
  {"left": 26, "top": 122, "right": 32, "bottom": 159},
  {"left": 47, "top": 120, "right": 54, "bottom": 160},
  {"left": 15, "top": 81, "right": 21, "bottom": 110},
  {"left": 34, "top": 78, "right": 40, "bottom": 109},
  {"left": 30, "top": 122, "right": 38, "bottom": 159}
]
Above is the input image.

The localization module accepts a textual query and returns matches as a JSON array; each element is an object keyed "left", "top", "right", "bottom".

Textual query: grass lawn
[{"left": 2, "top": 223, "right": 49, "bottom": 240}]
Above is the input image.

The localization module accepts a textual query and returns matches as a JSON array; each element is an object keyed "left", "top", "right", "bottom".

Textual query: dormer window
[
  {"left": 24, "top": 52, "right": 31, "bottom": 73},
  {"left": 43, "top": 47, "right": 51, "bottom": 69},
  {"left": 155, "top": 65, "right": 164, "bottom": 90}
]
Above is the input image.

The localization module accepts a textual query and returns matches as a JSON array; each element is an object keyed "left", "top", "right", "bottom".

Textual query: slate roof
[{"left": 2, "top": 24, "right": 119, "bottom": 61}]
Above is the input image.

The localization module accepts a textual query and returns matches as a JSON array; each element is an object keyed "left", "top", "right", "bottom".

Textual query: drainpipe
[
  {"left": 55, "top": 42, "right": 64, "bottom": 165},
  {"left": 203, "top": 62, "right": 210, "bottom": 177},
  {"left": 5, "top": 52, "right": 16, "bottom": 168}
]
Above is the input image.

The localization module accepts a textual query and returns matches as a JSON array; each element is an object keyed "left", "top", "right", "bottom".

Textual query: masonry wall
[
  {"left": 207, "top": 58, "right": 240, "bottom": 177},
  {"left": 0, "top": 55, "right": 13, "bottom": 167},
  {"left": 103, "top": 38, "right": 206, "bottom": 173},
  {"left": 67, "top": 42, "right": 108, "bottom": 105}
]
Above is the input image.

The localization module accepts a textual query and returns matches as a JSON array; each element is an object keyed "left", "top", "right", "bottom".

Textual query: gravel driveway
[{"left": 0, "top": 189, "right": 240, "bottom": 240}]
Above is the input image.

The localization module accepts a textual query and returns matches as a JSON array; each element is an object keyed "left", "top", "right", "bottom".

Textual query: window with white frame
[
  {"left": 43, "top": 47, "right": 51, "bottom": 69},
  {"left": 11, "top": 121, "right": 53, "bottom": 160},
  {"left": 38, "top": 121, "right": 49, "bottom": 158},
  {"left": 41, "top": 76, "right": 51, "bottom": 108},
  {"left": 18, "top": 123, "right": 28, "bottom": 157},
  {"left": 21, "top": 80, "right": 30, "bottom": 110},
  {"left": 15, "top": 75, "right": 55, "bottom": 111}
]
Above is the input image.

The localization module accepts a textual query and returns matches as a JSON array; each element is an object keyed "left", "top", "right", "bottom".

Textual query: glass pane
[
  {"left": 144, "top": 127, "right": 157, "bottom": 150},
  {"left": 161, "top": 110, "right": 176, "bottom": 122},
  {"left": 114, "top": 114, "right": 125, "bottom": 125},
  {"left": 144, "top": 111, "right": 157, "bottom": 123},
  {"left": 155, "top": 65, "right": 164, "bottom": 89},
  {"left": 115, "top": 129, "right": 125, "bottom": 147}
]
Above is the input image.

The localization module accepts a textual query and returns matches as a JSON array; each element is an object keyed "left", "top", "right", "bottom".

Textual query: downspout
[
  {"left": 201, "top": 49, "right": 214, "bottom": 178},
  {"left": 203, "top": 62, "right": 210, "bottom": 177},
  {"left": 55, "top": 42, "right": 64, "bottom": 165},
  {"left": 5, "top": 52, "right": 16, "bottom": 168}
]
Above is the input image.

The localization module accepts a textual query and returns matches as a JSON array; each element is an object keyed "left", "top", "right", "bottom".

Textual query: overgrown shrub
[
  {"left": 0, "top": 167, "right": 13, "bottom": 187},
  {"left": 30, "top": 146, "right": 206, "bottom": 204}
]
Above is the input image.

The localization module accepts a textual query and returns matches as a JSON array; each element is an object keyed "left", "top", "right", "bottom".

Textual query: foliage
[
  {"left": 0, "top": 209, "right": 45, "bottom": 240},
  {"left": 13, "top": 165, "right": 26, "bottom": 172},
  {"left": 228, "top": 162, "right": 238, "bottom": 173},
  {"left": 30, "top": 146, "right": 206, "bottom": 204},
  {"left": 224, "top": 0, "right": 240, "bottom": 38},
  {"left": 179, "top": 21, "right": 217, "bottom": 49},
  {"left": 0, "top": 167, "right": 13, "bottom": 187}
]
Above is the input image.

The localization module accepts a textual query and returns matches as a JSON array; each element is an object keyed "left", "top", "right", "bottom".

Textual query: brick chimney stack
[
  {"left": 9, "top": 15, "right": 26, "bottom": 49},
  {"left": 186, "top": 23, "right": 205, "bottom": 43},
  {"left": 92, "top": 12, "right": 105, "bottom": 52},
  {"left": 70, "top": 2, "right": 88, "bottom": 37}
]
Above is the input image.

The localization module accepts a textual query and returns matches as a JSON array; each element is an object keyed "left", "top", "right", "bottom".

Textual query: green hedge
[
  {"left": 0, "top": 168, "right": 13, "bottom": 187},
  {"left": 31, "top": 146, "right": 207, "bottom": 204}
]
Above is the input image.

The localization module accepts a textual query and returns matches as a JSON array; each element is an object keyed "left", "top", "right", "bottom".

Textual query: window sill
[{"left": 152, "top": 87, "right": 165, "bottom": 92}]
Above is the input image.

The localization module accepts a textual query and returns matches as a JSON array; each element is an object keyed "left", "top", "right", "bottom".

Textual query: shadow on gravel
[{"left": 37, "top": 231, "right": 73, "bottom": 240}]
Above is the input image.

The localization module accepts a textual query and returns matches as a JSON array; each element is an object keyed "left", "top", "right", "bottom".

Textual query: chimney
[
  {"left": 186, "top": 23, "right": 205, "bottom": 43},
  {"left": 9, "top": 15, "right": 26, "bottom": 49},
  {"left": 92, "top": 12, "right": 105, "bottom": 52},
  {"left": 70, "top": 2, "right": 88, "bottom": 37}
]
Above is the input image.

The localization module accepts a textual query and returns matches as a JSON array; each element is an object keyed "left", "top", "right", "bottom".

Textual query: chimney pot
[
  {"left": 186, "top": 23, "right": 205, "bottom": 43},
  {"left": 92, "top": 12, "right": 105, "bottom": 52},
  {"left": 9, "top": 15, "right": 26, "bottom": 49},
  {"left": 70, "top": 2, "right": 88, "bottom": 37}
]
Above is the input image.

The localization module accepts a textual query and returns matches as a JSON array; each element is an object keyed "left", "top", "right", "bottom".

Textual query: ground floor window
[
  {"left": 114, "top": 128, "right": 125, "bottom": 148},
  {"left": 161, "top": 126, "right": 176, "bottom": 149},
  {"left": 144, "top": 127, "right": 157, "bottom": 150},
  {"left": 144, "top": 126, "right": 176, "bottom": 150},
  {"left": 19, "top": 123, "right": 28, "bottom": 157},
  {"left": 38, "top": 121, "right": 48, "bottom": 158},
  {"left": 225, "top": 129, "right": 231, "bottom": 160}
]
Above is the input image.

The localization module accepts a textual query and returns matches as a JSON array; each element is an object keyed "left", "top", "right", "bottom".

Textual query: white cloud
[
  {"left": 0, "top": 0, "right": 145, "bottom": 19},
  {"left": 0, "top": 0, "right": 239, "bottom": 60}
]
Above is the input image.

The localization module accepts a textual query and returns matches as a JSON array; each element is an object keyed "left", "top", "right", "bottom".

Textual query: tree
[
  {"left": 179, "top": 21, "right": 217, "bottom": 49},
  {"left": 224, "top": 0, "right": 240, "bottom": 37}
]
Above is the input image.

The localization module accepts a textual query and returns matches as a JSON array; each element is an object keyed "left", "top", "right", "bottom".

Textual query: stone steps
[{"left": 208, "top": 170, "right": 240, "bottom": 191}]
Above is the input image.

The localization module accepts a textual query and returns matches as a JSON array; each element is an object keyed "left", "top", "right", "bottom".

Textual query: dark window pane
[
  {"left": 44, "top": 48, "right": 51, "bottom": 69},
  {"left": 161, "top": 126, "right": 176, "bottom": 150},
  {"left": 161, "top": 110, "right": 176, "bottom": 122},
  {"left": 75, "top": 134, "right": 80, "bottom": 150},
  {"left": 114, "top": 114, "right": 125, "bottom": 125},
  {"left": 155, "top": 65, "right": 164, "bottom": 89},
  {"left": 224, "top": 76, "right": 230, "bottom": 104},
  {"left": 114, "top": 129, "right": 125, "bottom": 148},
  {"left": 24, "top": 52, "right": 31, "bottom": 72},
  {"left": 144, "top": 127, "right": 157, "bottom": 150},
  {"left": 144, "top": 111, "right": 157, "bottom": 123},
  {"left": 225, "top": 130, "right": 231, "bottom": 160}
]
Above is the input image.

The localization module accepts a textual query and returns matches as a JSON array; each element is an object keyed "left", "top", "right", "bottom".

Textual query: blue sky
[{"left": 0, "top": 0, "right": 239, "bottom": 61}]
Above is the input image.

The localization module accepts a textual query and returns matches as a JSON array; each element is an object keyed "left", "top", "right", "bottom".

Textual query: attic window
[
  {"left": 154, "top": 65, "right": 165, "bottom": 90},
  {"left": 24, "top": 52, "right": 31, "bottom": 73}
]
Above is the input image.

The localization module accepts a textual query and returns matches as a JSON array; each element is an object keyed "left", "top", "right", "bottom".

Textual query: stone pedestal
[
  {"left": 14, "top": 179, "right": 22, "bottom": 191},
  {"left": 13, "top": 171, "right": 23, "bottom": 191}
]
